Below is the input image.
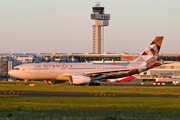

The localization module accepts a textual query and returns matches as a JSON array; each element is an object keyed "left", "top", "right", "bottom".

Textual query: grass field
[
  {"left": 1, "top": 97, "right": 180, "bottom": 120},
  {"left": 0, "top": 81, "right": 180, "bottom": 120},
  {"left": 1, "top": 81, "right": 180, "bottom": 95}
]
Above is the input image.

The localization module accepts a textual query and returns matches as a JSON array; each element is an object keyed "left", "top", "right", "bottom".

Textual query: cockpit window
[{"left": 13, "top": 68, "right": 19, "bottom": 70}]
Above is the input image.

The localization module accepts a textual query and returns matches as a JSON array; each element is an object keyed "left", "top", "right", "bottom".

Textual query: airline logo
[{"left": 135, "top": 36, "right": 163, "bottom": 67}]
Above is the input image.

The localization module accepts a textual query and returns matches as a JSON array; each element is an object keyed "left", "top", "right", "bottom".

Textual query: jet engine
[{"left": 69, "top": 75, "right": 91, "bottom": 85}]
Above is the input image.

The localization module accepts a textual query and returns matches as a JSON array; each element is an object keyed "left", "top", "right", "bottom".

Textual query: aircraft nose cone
[{"left": 8, "top": 70, "right": 13, "bottom": 76}]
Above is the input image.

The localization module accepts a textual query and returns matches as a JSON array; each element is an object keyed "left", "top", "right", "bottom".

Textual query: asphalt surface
[
  {"left": 0, "top": 83, "right": 178, "bottom": 98},
  {"left": 100, "top": 83, "right": 175, "bottom": 86},
  {"left": 0, "top": 91, "right": 178, "bottom": 98}
]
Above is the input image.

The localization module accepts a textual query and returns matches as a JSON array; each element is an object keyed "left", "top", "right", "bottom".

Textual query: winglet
[{"left": 134, "top": 36, "right": 164, "bottom": 68}]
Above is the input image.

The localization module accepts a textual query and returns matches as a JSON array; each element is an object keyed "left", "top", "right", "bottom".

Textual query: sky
[{"left": 0, "top": 0, "right": 180, "bottom": 54}]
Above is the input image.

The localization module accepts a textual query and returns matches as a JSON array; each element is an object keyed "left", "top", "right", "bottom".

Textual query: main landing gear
[
  {"left": 89, "top": 82, "right": 100, "bottom": 86},
  {"left": 24, "top": 79, "right": 29, "bottom": 85}
]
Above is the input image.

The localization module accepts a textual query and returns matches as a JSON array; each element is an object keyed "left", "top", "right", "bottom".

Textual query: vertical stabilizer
[{"left": 133, "top": 36, "right": 164, "bottom": 68}]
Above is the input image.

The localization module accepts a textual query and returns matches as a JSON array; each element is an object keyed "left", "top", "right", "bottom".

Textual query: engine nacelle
[{"left": 69, "top": 75, "right": 91, "bottom": 85}]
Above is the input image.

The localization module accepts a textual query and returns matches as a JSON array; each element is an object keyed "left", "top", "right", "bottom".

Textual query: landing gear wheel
[
  {"left": 89, "top": 83, "right": 100, "bottom": 86},
  {"left": 25, "top": 83, "right": 29, "bottom": 86}
]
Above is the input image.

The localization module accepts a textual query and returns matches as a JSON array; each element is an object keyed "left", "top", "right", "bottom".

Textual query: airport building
[{"left": 149, "top": 62, "right": 180, "bottom": 78}]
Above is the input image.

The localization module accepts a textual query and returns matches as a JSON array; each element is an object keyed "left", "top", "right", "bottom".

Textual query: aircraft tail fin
[{"left": 134, "top": 36, "right": 164, "bottom": 68}]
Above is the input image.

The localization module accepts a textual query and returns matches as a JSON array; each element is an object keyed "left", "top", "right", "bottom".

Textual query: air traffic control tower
[{"left": 91, "top": 3, "right": 110, "bottom": 54}]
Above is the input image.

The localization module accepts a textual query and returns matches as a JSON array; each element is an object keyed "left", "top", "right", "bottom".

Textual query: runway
[
  {"left": 0, "top": 91, "right": 178, "bottom": 98},
  {"left": 0, "top": 83, "right": 178, "bottom": 98},
  {"left": 99, "top": 83, "right": 175, "bottom": 86}
]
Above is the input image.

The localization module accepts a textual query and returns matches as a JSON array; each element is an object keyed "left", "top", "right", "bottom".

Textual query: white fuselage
[{"left": 9, "top": 62, "right": 130, "bottom": 81}]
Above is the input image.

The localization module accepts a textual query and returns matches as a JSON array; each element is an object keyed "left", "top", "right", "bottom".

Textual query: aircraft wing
[
  {"left": 55, "top": 67, "right": 132, "bottom": 85},
  {"left": 84, "top": 67, "right": 130, "bottom": 76},
  {"left": 83, "top": 64, "right": 147, "bottom": 79},
  {"left": 58, "top": 66, "right": 130, "bottom": 78}
]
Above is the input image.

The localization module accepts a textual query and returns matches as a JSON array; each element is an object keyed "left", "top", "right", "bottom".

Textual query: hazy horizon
[{"left": 0, "top": 0, "right": 180, "bottom": 54}]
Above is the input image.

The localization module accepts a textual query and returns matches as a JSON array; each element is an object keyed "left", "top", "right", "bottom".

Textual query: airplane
[{"left": 8, "top": 36, "right": 164, "bottom": 86}]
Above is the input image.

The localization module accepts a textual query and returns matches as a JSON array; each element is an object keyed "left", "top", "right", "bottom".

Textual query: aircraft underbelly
[
  {"left": 23, "top": 71, "right": 59, "bottom": 80},
  {"left": 55, "top": 76, "right": 69, "bottom": 81}
]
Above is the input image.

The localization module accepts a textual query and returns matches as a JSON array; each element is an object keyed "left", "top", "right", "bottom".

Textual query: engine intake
[{"left": 69, "top": 75, "right": 91, "bottom": 85}]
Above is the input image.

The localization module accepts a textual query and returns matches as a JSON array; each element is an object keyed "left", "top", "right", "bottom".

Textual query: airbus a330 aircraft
[{"left": 9, "top": 36, "right": 164, "bottom": 86}]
